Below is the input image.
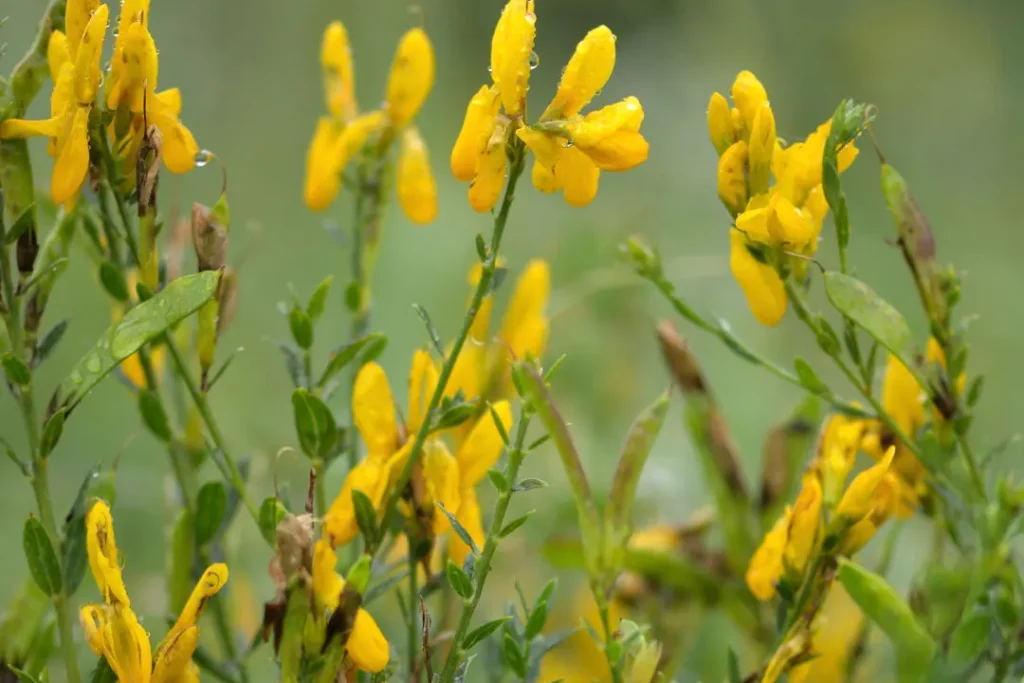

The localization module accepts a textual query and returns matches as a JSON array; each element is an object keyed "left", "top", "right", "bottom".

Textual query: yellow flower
[
  {"left": 397, "top": 126, "right": 438, "bottom": 225},
  {"left": 707, "top": 91, "right": 736, "bottom": 156},
  {"left": 321, "top": 21, "right": 356, "bottom": 123},
  {"left": 105, "top": 2, "right": 199, "bottom": 174},
  {"left": 323, "top": 457, "right": 390, "bottom": 548},
  {"left": 748, "top": 103, "right": 776, "bottom": 195},
  {"left": 490, "top": 0, "right": 537, "bottom": 118},
  {"left": 538, "top": 583, "right": 626, "bottom": 683},
  {"left": 81, "top": 500, "right": 228, "bottom": 683},
  {"left": 517, "top": 27, "right": 648, "bottom": 207},
  {"left": 730, "top": 70, "right": 768, "bottom": 134},
  {"left": 0, "top": 4, "right": 107, "bottom": 206},
  {"left": 819, "top": 414, "right": 869, "bottom": 505},
  {"left": 311, "top": 540, "right": 389, "bottom": 673},
  {"left": 385, "top": 28, "right": 435, "bottom": 127},
  {"left": 746, "top": 510, "right": 789, "bottom": 601},
  {"left": 788, "top": 584, "right": 868, "bottom": 683},
  {"left": 784, "top": 472, "right": 822, "bottom": 575},
  {"left": 728, "top": 230, "right": 786, "bottom": 327},
  {"left": 716, "top": 141, "right": 749, "bottom": 216},
  {"left": 840, "top": 472, "right": 900, "bottom": 555},
  {"left": 835, "top": 446, "right": 896, "bottom": 524}
]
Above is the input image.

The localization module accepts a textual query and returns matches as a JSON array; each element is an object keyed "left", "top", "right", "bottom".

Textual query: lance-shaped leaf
[
  {"left": 23, "top": 516, "right": 61, "bottom": 596},
  {"left": 823, "top": 271, "right": 915, "bottom": 369},
  {"left": 605, "top": 390, "right": 670, "bottom": 569},
  {"left": 58, "top": 272, "right": 220, "bottom": 411}
]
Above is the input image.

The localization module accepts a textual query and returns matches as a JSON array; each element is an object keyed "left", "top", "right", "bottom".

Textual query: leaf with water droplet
[{"left": 58, "top": 272, "right": 219, "bottom": 411}]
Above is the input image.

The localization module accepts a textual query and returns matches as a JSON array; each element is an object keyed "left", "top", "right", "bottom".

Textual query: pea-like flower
[
  {"left": 80, "top": 500, "right": 229, "bottom": 682},
  {"left": 304, "top": 21, "right": 437, "bottom": 226},
  {"left": 835, "top": 445, "right": 896, "bottom": 524},
  {"left": 745, "top": 510, "right": 789, "bottom": 601}
]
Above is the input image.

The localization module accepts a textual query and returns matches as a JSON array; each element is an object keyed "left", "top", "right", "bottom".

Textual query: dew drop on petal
[
  {"left": 529, "top": 52, "right": 540, "bottom": 70},
  {"left": 194, "top": 149, "right": 214, "bottom": 167}
]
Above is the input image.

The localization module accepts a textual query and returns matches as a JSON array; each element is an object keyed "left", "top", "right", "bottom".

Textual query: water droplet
[
  {"left": 86, "top": 354, "right": 102, "bottom": 373},
  {"left": 70, "top": 370, "right": 83, "bottom": 386},
  {"left": 565, "top": 138, "right": 575, "bottom": 149},
  {"left": 194, "top": 149, "right": 214, "bottom": 167},
  {"left": 529, "top": 52, "right": 540, "bottom": 70}
]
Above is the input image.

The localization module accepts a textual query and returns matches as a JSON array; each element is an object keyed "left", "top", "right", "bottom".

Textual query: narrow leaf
[
  {"left": 33, "top": 320, "right": 69, "bottom": 368},
  {"left": 793, "top": 357, "right": 829, "bottom": 395},
  {"left": 445, "top": 559, "right": 474, "bottom": 599},
  {"left": 462, "top": 616, "right": 511, "bottom": 651},
  {"left": 23, "top": 516, "right": 62, "bottom": 596},
  {"left": 318, "top": 333, "right": 386, "bottom": 387},
  {"left": 437, "top": 502, "right": 479, "bottom": 557},
  {"left": 4, "top": 205, "right": 35, "bottom": 245},
  {"left": 499, "top": 510, "right": 535, "bottom": 538},
  {"left": 195, "top": 482, "right": 227, "bottom": 546},
  {"left": 98, "top": 262, "right": 130, "bottom": 302},
  {"left": 288, "top": 307, "right": 313, "bottom": 350},
  {"left": 2, "top": 353, "right": 31, "bottom": 385},
  {"left": 823, "top": 271, "right": 915, "bottom": 366},
  {"left": 38, "top": 408, "right": 65, "bottom": 459},
  {"left": 138, "top": 389, "right": 172, "bottom": 442},
  {"left": 413, "top": 303, "right": 444, "bottom": 356},
  {"left": 258, "top": 497, "right": 288, "bottom": 546},
  {"left": 512, "top": 478, "right": 548, "bottom": 492},
  {"left": 352, "top": 489, "right": 378, "bottom": 546},
  {"left": 307, "top": 275, "right": 333, "bottom": 323}
]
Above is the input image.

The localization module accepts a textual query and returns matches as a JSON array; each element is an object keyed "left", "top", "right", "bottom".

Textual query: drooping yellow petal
[
  {"left": 312, "top": 540, "right": 344, "bottom": 612},
  {"left": 566, "top": 96, "right": 643, "bottom": 147},
  {"left": 499, "top": 259, "right": 550, "bottom": 360},
  {"left": 729, "top": 231, "right": 786, "bottom": 327},
  {"left": 324, "top": 459, "right": 389, "bottom": 547},
  {"left": 450, "top": 487, "right": 485, "bottom": 568},
  {"left": 337, "top": 110, "right": 385, "bottom": 164},
  {"left": 66, "top": 0, "right": 103, "bottom": 56},
  {"left": 707, "top": 91, "right": 735, "bottom": 156},
  {"left": 304, "top": 118, "right": 344, "bottom": 212},
  {"left": 80, "top": 605, "right": 107, "bottom": 655},
  {"left": 0, "top": 117, "right": 60, "bottom": 140},
  {"left": 746, "top": 510, "right": 788, "bottom": 601},
  {"left": 576, "top": 130, "right": 648, "bottom": 172},
  {"left": 766, "top": 194, "right": 816, "bottom": 251},
  {"left": 101, "top": 604, "right": 153, "bottom": 683},
  {"left": 451, "top": 85, "right": 501, "bottom": 182},
  {"left": 516, "top": 127, "right": 565, "bottom": 193},
  {"left": 386, "top": 28, "right": 435, "bottom": 127},
  {"left": 457, "top": 401, "right": 513, "bottom": 488},
  {"left": 784, "top": 473, "right": 822, "bottom": 574},
  {"left": 397, "top": 126, "right": 438, "bottom": 225},
  {"left": 542, "top": 25, "right": 616, "bottom": 120},
  {"left": 490, "top": 0, "right": 537, "bottom": 117},
  {"left": 423, "top": 440, "right": 461, "bottom": 535},
  {"left": 556, "top": 145, "right": 600, "bottom": 207},
  {"left": 835, "top": 446, "right": 896, "bottom": 523},
  {"left": 72, "top": 3, "right": 108, "bottom": 104},
  {"left": 717, "top": 140, "right": 748, "bottom": 216},
  {"left": 152, "top": 111, "right": 199, "bottom": 174},
  {"left": 407, "top": 349, "right": 439, "bottom": 435},
  {"left": 468, "top": 119, "right": 510, "bottom": 213},
  {"left": 86, "top": 501, "right": 131, "bottom": 607},
  {"left": 165, "top": 564, "right": 228, "bottom": 638},
  {"left": 152, "top": 625, "right": 198, "bottom": 683},
  {"left": 47, "top": 31, "right": 71, "bottom": 82},
  {"left": 730, "top": 70, "right": 768, "bottom": 133},
  {"left": 51, "top": 106, "right": 90, "bottom": 205},
  {"left": 346, "top": 608, "right": 390, "bottom": 672},
  {"left": 353, "top": 363, "right": 399, "bottom": 462},
  {"left": 155, "top": 88, "right": 183, "bottom": 118},
  {"left": 322, "top": 21, "right": 356, "bottom": 122}
]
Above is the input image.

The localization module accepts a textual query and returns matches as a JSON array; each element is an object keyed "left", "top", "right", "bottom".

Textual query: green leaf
[
  {"left": 59, "top": 271, "right": 219, "bottom": 410},
  {"left": 291, "top": 388, "right": 319, "bottom": 458},
  {"left": 88, "top": 656, "right": 118, "bottom": 683},
  {"left": 307, "top": 275, "right": 333, "bottom": 323},
  {"left": 318, "top": 333, "right": 387, "bottom": 387},
  {"left": 437, "top": 502, "right": 478, "bottom": 556},
  {"left": 23, "top": 516, "right": 61, "bottom": 596},
  {"left": 462, "top": 616, "right": 510, "bottom": 651},
  {"left": 502, "top": 631, "right": 528, "bottom": 678},
  {"left": 8, "top": 666, "right": 42, "bottom": 683},
  {"left": 432, "top": 398, "right": 480, "bottom": 432},
  {"left": 33, "top": 319, "right": 69, "bottom": 368},
  {"left": 487, "top": 469, "right": 509, "bottom": 493},
  {"left": 793, "top": 357, "right": 828, "bottom": 395},
  {"left": 3, "top": 352, "right": 31, "bottom": 385},
  {"left": 513, "top": 478, "right": 548, "bottom": 492},
  {"left": 823, "top": 271, "right": 915, "bottom": 366},
  {"left": 446, "top": 559, "right": 474, "bottom": 599},
  {"left": 499, "top": 510, "right": 535, "bottom": 538},
  {"left": 947, "top": 610, "right": 991, "bottom": 668},
  {"left": 195, "top": 482, "right": 227, "bottom": 546},
  {"left": 838, "top": 559, "right": 936, "bottom": 681},
  {"left": 352, "top": 489, "right": 378, "bottom": 546},
  {"left": 4, "top": 204, "right": 35, "bottom": 245},
  {"left": 344, "top": 280, "right": 362, "bottom": 312},
  {"left": 412, "top": 303, "right": 444, "bottom": 356},
  {"left": 258, "top": 497, "right": 287, "bottom": 546},
  {"left": 727, "top": 648, "right": 742, "bottom": 683},
  {"left": 288, "top": 307, "right": 313, "bottom": 349},
  {"left": 138, "top": 389, "right": 172, "bottom": 442},
  {"left": 39, "top": 408, "right": 65, "bottom": 459},
  {"left": 98, "top": 261, "right": 130, "bottom": 302},
  {"left": 61, "top": 467, "right": 98, "bottom": 597},
  {"left": 489, "top": 404, "right": 510, "bottom": 445},
  {"left": 525, "top": 588, "right": 551, "bottom": 640}
]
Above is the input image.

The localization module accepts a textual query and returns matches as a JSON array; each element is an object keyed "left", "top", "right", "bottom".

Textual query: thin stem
[
  {"left": 438, "top": 412, "right": 532, "bottom": 682},
  {"left": 956, "top": 432, "right": 986, "bottom": 502},
  {"left": 596, "top": 588, "right": 624, "bottom": 683},
  {"left": 313, "top": 459, "right": 327, "bottom": 518},
  {"left": 408, "top": 545, "right": 420, "bottom": 681},
  {"left": 376, "top": 141, "right": 527, "bottom": 559},
  {"left": 345, "top": 176, "right": 367, "bottom": 471}
]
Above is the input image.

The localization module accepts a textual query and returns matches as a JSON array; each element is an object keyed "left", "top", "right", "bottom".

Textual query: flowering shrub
[{"left": 0, "top": 2, "right": 1019, "bottom": 683}]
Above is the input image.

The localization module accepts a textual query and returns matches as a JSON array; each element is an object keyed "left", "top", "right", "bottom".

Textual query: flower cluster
[
  {"left": 0, "top": 0, "right": 199, "bottom": 205},
  {"left": 452, "top": 0, "right": 649, "bottom": 210},
  {"left": 303, "top": 21, "right": 437, "bottom": 225},
  {"left": 80, "top": 501, "right": 228, "bottom": 682},
  {"left": 708, "top": 71, "right": 858, "bottom": 326}
]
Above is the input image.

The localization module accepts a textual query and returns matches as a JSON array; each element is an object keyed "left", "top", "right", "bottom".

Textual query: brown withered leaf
[{"left": 191, "top": 203, "right": 228, "bottom": 272}]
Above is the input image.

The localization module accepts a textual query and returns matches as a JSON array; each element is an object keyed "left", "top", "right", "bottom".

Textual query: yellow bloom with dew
[
  {"left": 784, "top": 472, "right": 822, "bottom": 575},
  {"left": 398, "top": 126, "right": 438, "bottom": 224},
  {"left": 311, "top": 541, "right": 389, "bottom": 673},
  {"left": 0, "top": 3, "right": 108, "bottom": 206},
  {"left": 80, "top": 500, "right": 229, "bottom": 683},
  {"left": 517, "top": 26, "right": 649, "bottom": 207},
  {"left": 490, "top": 0, "right": 537, "bottom": 118},
  {"left": 385, "top": 28, "right": 435, "bottom": 127},
  {"left": 835, "top": 446, "right": 896, "bottom": 524},
  {"left": 746, "top": 509, "right": 789, "bottom": 601}
]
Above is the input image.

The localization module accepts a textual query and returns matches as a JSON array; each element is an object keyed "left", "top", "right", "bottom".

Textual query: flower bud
[
  {"left": 490, "top": 0, "right": 537, "bottom": 117},
  {"left": 397, "top": 126, "right": 438, "bottom": 224},
  {"left": 707, "top": 91, "right": 735, "bottom": 156},
  {"left": 451, "top": 85, "right": 500, "bottom": 182},
  {"left": 836, "top": 446, "right": 896, "bottom": 524},
  {"left": 191, "top": 203, "right": 228, "bottom": 272},
  {"left": 784, "top": 472, "right": 822, "bottom": 574},
  {"left": 730, "top": 70, "right": 768, "bottom": 135},
  {"left": 542, "top": 25, "right": 616, "bottom": 120},
  {"left": 717, "top": 141, "right": 748, "bottom": 216},
  {"left": 748, "top": 102, "right": 776, "bottom": 195},
  {"left": 385, "top": 28, "right": 435, "bottom": 127}
]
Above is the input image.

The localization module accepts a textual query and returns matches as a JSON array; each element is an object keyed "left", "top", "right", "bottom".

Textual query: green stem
[
  {"left": 375, "top": 140, "right": 526, "bottom": 560},
  {"left": 595, "top": 588, "right": 624, "bottom": 683},
  {"left": 956, "top": 432, "right": 986, "bottom": 502},
  {"left": 313, "top": 458, "right": 327, "bottom": 518},
  {"left": 408, "top": 544, "right": 420, "bottom": 681},
  {"left": 345, "top": 176, "right": 367, "bottom": 471},
  {"left": 438, "top": 412, "right": 532, "bottom": 682}
]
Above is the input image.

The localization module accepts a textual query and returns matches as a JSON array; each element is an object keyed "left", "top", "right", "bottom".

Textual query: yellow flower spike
[
  {"left": 840, "top": 472, "right": 900, "bottom": 555},
  {"left": 717, "top": 140, "right": 749, "bottom": 216},
  {"left": 152, "top": 625, "right": 199, "bottom": 683},
  {"left": 451, "top": 85, "right": 501, "bottom": 182},
  {"left": 707, "top": 91, "right": 735, "bottom": 156},
  {"left": 322, "top": 21, "right": 357, "bottom": 122},
  {"left": 47, "top": 31, "right": 71, "bottom": 81},
  {"left": 730, "top": 70, "right": 768, "bottom": 134},
  {"left": 101, "top": 604, "right": 153, "bottom": 683},
  {"left": 423, "top": 440, "right": 462, "bottom": 535},
  {"left": 386, "top": 28, "right": 435, "bottom": 127},
  {"left": 516, "top": 126, "right": 564, "bottom": 193},
  {"left": 468, "top": 119, "right": 510, "bottom": 213},
  {"left": 836, "top": 446, "right": 896, "bottom": 524},
  {"left": 748, "top": 102, "right": 776, "bottom": 196},
  {"left": 456, "top": 401, "right": 513, "bottom": 487},
  {"left": 397, "top": 126, "right": 438, "bottom": 225},
  {"left": 729, "top": 231, "right": 787, "bottom": 327},
  {"left": 66, "top": 0, "right": 102, "bottom": 56},
  {"left": 490, "top": 0, "right": 537, "bottom": 117},
  {"left": 347, "top": 608, "right": 390, "bottom": 672},
  {"left": 324, "top": 458, "right": 389, "bottom": 547},
  {"left": 352, "top": 362, "right": 399, "bottom": 462},
  {"left": 304, "top": 118, "right": 344, "bottom": 211},
  {"left": 450, "top": 487, "right": 485, "bottom": 568},
  {"left": 784, "top": 473, "right": 822, "bottom": 574},
  {"left": 499, "top": 259, "right": 550, "bottom": 360},
  {"left": 407, "top": 349, "right": 440, "bottom": 435},
  {"left": 556, "top": 146, "right": 601, "bottom": 207},
  {"left": 542, "top": 25, "right": 616, "bottom": 121},
  {"left": 85, "top": 501, "right": 131, "bottom": 607},
  {"left": 746, "top": 510, "right": 789, "bottom": 601},
  {"left": 313, "top": 540, "right": 344, "bottom": 612}
]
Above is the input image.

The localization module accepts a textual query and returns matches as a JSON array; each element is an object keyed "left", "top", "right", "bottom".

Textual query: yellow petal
[
  {"left": 468, "top": 120, "right": 509, "bottom": 213},
  {"left": 730, "top": 70, "right": 768, "bottom": 133},
  {"left": 166, "top": 564, "right": 228, "bottom": 637},
  {"left": 556, "top": 145, "right": 600, "bottom": 207},
  {"left": 457, "top": 401, "right": 513, "bottom": 488},
  {"left": 707, "top": 92, "right": 735, "bottom": 156},
  {"left": 499, "top": 259, "right": 550, "bottom": 360},
  {"left": 717, "top": 140, "right": 748, "bottom": 216},
  {"left": 48, "top": 31, "right": 71, "bottom": 82},
  {"left": 86, "top": 500, "right": 132, "bottom": 607},
  {"left": 304, "top": 118, "right": 344, "bottom": 212},
  {"left": 423, "top": 440, "right": 461, "bottom": 535},
  {"left": 836, "top": 446, "right": 896, "bottom": 523},
  {"left": 155, "top": 88, "right": 183, "bottom": 118},
  {"left": 766, "top": 194, "right": 816, "bottom": 251},
  {"left": 748, "top": 103, "right": 776, "bottom": 195},
  {"left": 153, "top": 111, "right": 199, "bottom": 174},
  {"left": 407, "top": 349, "right": 439, "bottom": 434},
  {"left": 577, "top": 130, "right": 648, "bottom": 172},
  {"left": 80, "top": 604, "right": 107, "bottom": 655},
  {"left": 346, "top": 609, "right": 390, "bottom": 672},
  {"left": 102, "top": 604, "right": 152, "bottom": 683},
  {"left": 567, "top": 96, "right": 644, "bottom": 147},
  {"left": 353, "top": 362, "right": 399, "bottom": 461},
  {"left": 516, "top": 127, "right": 565, "bottom": 193},
  {"left": 784, "top": 473, "right": 822, "bottom": 574},
  {"left": 729, "top": 231, "right": 786, "bottom": 327},
  {"left": 312, "top": 540, "right": 344, "bottom": 612},
  {"left": 337, "top": 110, "right": 385, "bottom": 161},
  {"left": 386, "top": 28, "right": 435, "bottom": 127},
  {"left": 451, "top": 85, "right": 500, "bottom": 182},
  {"left": 881, "top": 353, "right": 925, "bottom": 438},
  {"left": 840, "top": 472, "right": 900, "bottom": 555},
  {"left": 152, "top": 625, "right": 198, "bottom": 683},
  {"left": 746, "top": 510, "right": 788, "bottom": 601},
  {"left": 0, "top": 117, "right": 60, "bottom": 140},
  {"left": 324, "top": 459, "right": 389, "bottom": 547},
  {"left": 119, "top": 352, "right": 148, "bottom": 388},
  {"left": 72, "top": 3, "right": 108, "bottom": 104},
  {"left": 490, "top": 0, "right": 537, "bottom": 117},
  {"left": 322, "top": 21, "right": 356, "bottom": 121},
  {"left": 66, "top": 0, "right": 103, "bottom": 56},
  {"left": 542, "top": 25, "right": 616, "bottom": 120},
  {"left": 450, "top": 487, "right": 484, "bottom": 568},
  {"left": 397, "top": 126, "right": 438, "bottom": 224}
]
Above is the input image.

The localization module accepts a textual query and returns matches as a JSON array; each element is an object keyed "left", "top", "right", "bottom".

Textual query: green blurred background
[{"left": 2, "top": 0, "right": 1022, "bottom": 680}]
